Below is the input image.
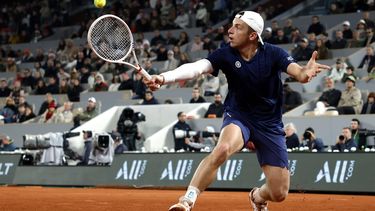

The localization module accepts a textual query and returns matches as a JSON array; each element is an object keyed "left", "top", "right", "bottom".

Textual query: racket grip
[{"left": 139, "top": 67, "right": 152, "bottom": 80}]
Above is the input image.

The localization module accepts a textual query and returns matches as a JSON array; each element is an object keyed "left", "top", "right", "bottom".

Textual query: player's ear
[{"left": 249, "top": 31, "right": 258, "bottom": 42}]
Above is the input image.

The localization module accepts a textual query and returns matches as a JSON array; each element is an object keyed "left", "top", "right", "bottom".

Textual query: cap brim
[{"left": 258, "top": 33, "right": 264, "bottom": 45}]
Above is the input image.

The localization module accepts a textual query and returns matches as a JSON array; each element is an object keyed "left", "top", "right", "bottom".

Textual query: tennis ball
[{"left": 94, "top": 0, "right": 106, "bottom": 8}]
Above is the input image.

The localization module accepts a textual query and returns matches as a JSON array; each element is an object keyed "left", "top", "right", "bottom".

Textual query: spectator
[
  {"left": 0, "top": 97, "right": 17, "bottom": 123},
  {"left": 38, "top": 101, "right": 57, "bottom": 123},
  {"left": 315, "top": 38, "right": 329, "bottom": 60},
  {"left": 195, "top": 2, "right": 208, "bottom": 27},
  {"left": 118, "top": 72, "right": 134, "bottom": 91},
  {"left": 142, "top": 90, "right": 159, "bottom": 105},
  {"left": 189, "top": 87, "right": 206, "bottom": 103},
  {"left": 55, "top": 101, "right": 74, "bottom": 123},
  {"left": 290, "top": 28, "right": 303, "bottom": 44},
  {"left": 284, "top": 123, "right": 300, "bottom": 149},
  {"left": 282, "top": 83, "right": 302, "bottom": 113},
  {"left": 301, "top": 127, "right": 325, "bottom": 152},
  {"left": 350, "top": 118, "right": 367, "bottom": 150},
  {"left": 67, "top": 78, "right": 83, "bottom": 102},
  {"left": 144, "top": 59, "right": 158, "bottom": 75},
  {"left": 358, "top": 46, "right": 375, "bottom": 75},
  {"left": 363, "top": 28, "right": 375, "bottom": 47},
  {"left": 348, "top": 31, "right": 366, "bottom": 48},
  {"left": 77, "top": 97, "right": 99, "bottom": 122},
  {"left": 165, "top": 31, "right": 178, "bottom": 46},
  {"left": 23, "top": 105, "right": 36, "bottom": 122},
  {"left": 355, "top": 19, "right": 367, "bottom": 41},
  {"left": 330, "top": 30, "right": 347, "bottom": 49},
  {"left": 328, "top": 58, "right": 347, "bottom": 82},
  {"left": 162, "top": 50, "right": 179, "bottom": 73},
  {"left": 176, "top": 31, "right": 189, "bottom": 46},
  {"left": 16, "top": 104, "right": 27, "bottom": 123},
  {"left": 283, "top": 19, "right": 295, "bottom": 38},
  {"left": 93, "top": 74, "right": 109, "bottom": 92},
  {"left": 172, "top": 111, "right": 192, "bottom": 151},
  {"left": 262, "top": 27, "right": 274, "bottom": 44},
  {"left": 341, "top": 66, "right": 358, "bottom": 83},
  {"left": 307, "top": 16, "right": 325, "bottom": 36},
  {"left": 291, "top": 38, "right": 313, "bottom": 61},
  {"left": 132, "top": 73, "right": 147, "bottom": 99},
  {"left": 34, "top": 79, "right": 48, "bottom": 95},
  {"left": 362, "top": 11, "right": 375, "bottom": 29},
  {"left": 337, "top": 76, "right": 362, "bottom": 114},
  {"left": 38, "top": 93, "right": 56, "bottom": 115},
  {"left": 0, "top": 78, "right": 11, "bottom": 97},
  {"left": 342, "top": 21, "right": 353, "bottom": 39},
  {"left": 273, "top": 28, "right": 289, "bottom": 44},
  {"left": 317, "top": 77, "right": 342, "bottom": 108},
  {"left": 0, "top": 135, "right": 16, "bottom": 151},
  {"left": 202, "top": 36, "right": 217, "bottom": 53},
  {"left": 332, "top": 127, "right": 357, "bottom": 152},
  {"left": 59, "top": 78, "right": 69, "bottom": 94},
  {"left": 190, "top": 35, "right": 204, "bottom": 52},
  {"left": 46, "top": 77, "right": 59, "bottom": 94},
  {"left": 204, "top": 93, "right": 224, "bottom": 118},
  {"left": 174, "top": 7, "right": 189, "bottom": 29},
  {"left": 361, "top": 92, "right": 375, "bottom": 114},
  {"left": 150, "top": 30, "right": 166, "bottom": 47}
]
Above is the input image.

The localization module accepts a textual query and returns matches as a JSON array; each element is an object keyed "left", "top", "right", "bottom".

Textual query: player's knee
[
  {"left": 210, "top": 143, "right": 231, "bottom": 166},
  {"left": 270, "top": 188, "right": 288, "bottom": 202}
]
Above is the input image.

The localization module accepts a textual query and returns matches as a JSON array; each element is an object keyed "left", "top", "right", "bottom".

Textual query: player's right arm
[{"left": 144, "top": 59, "right": 214, "bottom": 91}]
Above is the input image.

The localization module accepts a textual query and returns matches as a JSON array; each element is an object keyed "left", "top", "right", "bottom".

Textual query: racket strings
[{"left": 90, "top": 17, "right": 132, "bottom": 61}]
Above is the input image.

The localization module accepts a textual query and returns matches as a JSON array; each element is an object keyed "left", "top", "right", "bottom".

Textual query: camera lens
[{"left": 339, "top": 135, "right": 345, "bottom": 141}]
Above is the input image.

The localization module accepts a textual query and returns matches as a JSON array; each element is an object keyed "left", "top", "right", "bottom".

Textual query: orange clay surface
[{"left": 0, "top": 186, "right": 374, "bottom": 211}]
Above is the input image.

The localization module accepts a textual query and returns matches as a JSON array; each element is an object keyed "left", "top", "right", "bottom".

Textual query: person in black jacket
[
  {"left": 189, "top": 87, "right": 206, "bottom": 103},
  {"left": 204, "top": 93, "right": 224, "bottom": 118},
  {"left": 318, "top": 77, "right": 342, "bottom": 108},
  {"left": 282, "top": 83, "right": 302, "bottom": 113},
  {"left": 361, "top": 92, "right": 375, "bottom": 114},
  {"left": 172, "top": 111, "right": 192, "bottom": 151},
  {"left": 284, "top": 123, "right": 300, "bottom": 149},
  {"left": 67, "top": 78, "right": 83, "bottom": 102}
]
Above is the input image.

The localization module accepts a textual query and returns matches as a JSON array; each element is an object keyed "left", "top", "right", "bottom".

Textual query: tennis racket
[{"left": 87, "top": 14, "right": 151, "bottom": 80}]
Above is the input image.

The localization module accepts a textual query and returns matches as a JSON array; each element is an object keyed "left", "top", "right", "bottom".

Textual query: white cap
[
  {"left": 235, "top": 11, "right": 264, "bottom": 45},
  {"left": 265, "top": 27, "right": 272, "bottom": 33},
  {"left": 343, "top": 21, "right": 350, "bottom": 26},
  {"left": 88, "top": 97, "right": 96, "bottom": 103}
]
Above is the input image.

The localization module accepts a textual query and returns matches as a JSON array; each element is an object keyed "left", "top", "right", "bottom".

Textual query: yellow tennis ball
[{"left": 94, "top": 0, "right": 106, "bottom": 8}]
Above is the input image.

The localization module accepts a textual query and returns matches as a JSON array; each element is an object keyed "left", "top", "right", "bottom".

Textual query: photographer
[
  {"left": 111, "top": 131, "right": 128, "bottom": 154},
  {"left": 332, "top": 127, "right": 357, "bottom": 152},
  {"left": 89, "top": 132, "right": 114, "bottom": 165},
  {"left": 0, "top": 134, "right": 16, "bottom": 151},
  {"left": 77, "top": 130, "right": 93, "bottom": 166},
  {"left": 173, "top": 111, "right": 192, "bottom": 151},
  {"left": 117, "top": 107, "right": 145, "bottom": 151},
  {"left": 185, "top": 126, "right": 219, "bottom": 152},
  {"left": 301, "top": 127, "right": 325, "bottom": 152}
]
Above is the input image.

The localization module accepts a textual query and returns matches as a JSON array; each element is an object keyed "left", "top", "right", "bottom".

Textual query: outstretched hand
[
  {"left": 304, "top": 51, "right": 331, "bottom": 82},
  {"left": 143, "top": 75, "right": 164, "bottom": 91}
]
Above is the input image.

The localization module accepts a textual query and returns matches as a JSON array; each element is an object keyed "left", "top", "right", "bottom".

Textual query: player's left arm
[{"left": 286, "top": 51, "right": 331, "bottom": 83}]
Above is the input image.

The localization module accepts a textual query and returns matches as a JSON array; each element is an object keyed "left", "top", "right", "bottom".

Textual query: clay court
[{"left": 0, "top": 186, "right": 373, "bottom": 211}]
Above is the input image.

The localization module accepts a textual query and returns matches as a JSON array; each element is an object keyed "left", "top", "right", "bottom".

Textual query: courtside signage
[
  {"left": 217, "top": 159, "right": 243, "bottom": 181},
  {"left": 315, "top": 160, "right": 355, "bottom": 184},
  {"left": 0, "top": 163, "right": 14, "bottom": 176},
  {"left": 160, "top": 160, "right": 194, "bottom": 181},
  {"left": 115, "top": 160, "right": 147, "bottom": 180}
]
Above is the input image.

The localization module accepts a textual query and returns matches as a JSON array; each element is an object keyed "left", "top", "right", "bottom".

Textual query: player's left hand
[
  {"left": 143, "top": 75, "right": 164, "bottom": 91},
  {"left": 305, "top": 51, "right": 331, "bottom": 81}
]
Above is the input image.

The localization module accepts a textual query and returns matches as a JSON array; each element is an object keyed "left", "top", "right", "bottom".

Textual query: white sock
[{"left": 184, "top": 186, "right": 201, "bottom": 205}]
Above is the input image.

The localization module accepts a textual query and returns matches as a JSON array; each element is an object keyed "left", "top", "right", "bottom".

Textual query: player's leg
[
  {"left": 256, "top": 165, "right": 290, "bottom": 202},
  {"left": 169, "top": 123, "right": 244, "bottom": 211}
]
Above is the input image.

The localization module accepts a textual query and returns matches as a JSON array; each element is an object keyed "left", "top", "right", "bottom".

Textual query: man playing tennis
[{"left": 145, "top": 11, "right": 330, "bottom": 211}]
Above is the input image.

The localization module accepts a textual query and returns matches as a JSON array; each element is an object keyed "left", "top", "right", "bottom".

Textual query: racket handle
[{"left": 139, "top": 67, "right": 152, "bottom": 80}]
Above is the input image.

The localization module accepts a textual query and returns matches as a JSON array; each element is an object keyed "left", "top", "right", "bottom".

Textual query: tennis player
[{"left": 145, "top": 11, "right": 330, "bottom": 211}]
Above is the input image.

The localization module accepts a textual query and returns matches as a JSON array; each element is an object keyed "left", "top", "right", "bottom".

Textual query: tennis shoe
[
  {"left": 249, "top": 187, "right": 268, "bottom": 211},
  {"left": 168, "top": 196, "right": 193, "bottom": 211}
]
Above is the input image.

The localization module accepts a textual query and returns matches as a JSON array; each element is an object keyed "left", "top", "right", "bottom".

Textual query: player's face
[{"left": 228, "top": 18, "right": 254, "bottom": 48}]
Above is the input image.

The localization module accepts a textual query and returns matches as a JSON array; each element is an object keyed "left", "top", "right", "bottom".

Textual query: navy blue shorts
[{"left": 222, "top": 112, "right": 288, "bottom": 168}]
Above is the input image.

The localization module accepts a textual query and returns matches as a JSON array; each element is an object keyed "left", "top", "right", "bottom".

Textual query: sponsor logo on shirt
[{"left": 235, "top": 61, "right": 241, "bottom": 68}]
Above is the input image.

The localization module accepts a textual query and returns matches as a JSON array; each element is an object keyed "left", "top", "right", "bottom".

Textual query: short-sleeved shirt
[{"left": 206, "top": 43, "right": 295, "bottom": 133}]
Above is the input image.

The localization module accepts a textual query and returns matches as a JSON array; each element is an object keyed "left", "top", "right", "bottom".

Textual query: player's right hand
[{"left": 143, "top": 75, "right": 164, "bottom": 91}]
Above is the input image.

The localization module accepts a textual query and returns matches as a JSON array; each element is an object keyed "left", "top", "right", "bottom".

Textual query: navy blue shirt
[{"left": 206, "top": 43, "right": 295, "bottom": 131}]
